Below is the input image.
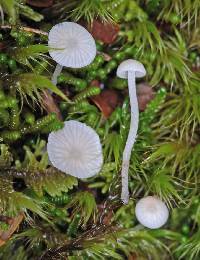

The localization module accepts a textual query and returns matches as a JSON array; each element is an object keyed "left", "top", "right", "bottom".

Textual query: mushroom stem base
[
  {"left": 51, "top": 64, "right": 63, "bottom": 86},
  {"left": 121, "top": 160, "right": 130, "bottom": 204}
]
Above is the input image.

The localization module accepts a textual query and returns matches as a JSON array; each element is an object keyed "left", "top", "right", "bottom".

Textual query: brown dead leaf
[
  {"left": 90, "top": 80, "right": 101, "bottom": 87},
  {"left": 102, "top": 210, "right": 113, "bottom": 225},
  {"left": 128, "top": 254, "right": 137, "bottom": 260},
  {"left": 137, "top": 82, "right": 155, "bottom": 111},
  {"left": 0, "top": 42, "right": 6, "bottom": 51},
  {"left": 0, "top": 213, "right": 24, "bottom": 247},
  {"left": 88, "top": 20, "right": 119, "bottom": 44},
  {"left": 91, "top": 89, "right": 120, "bottom": 118},
  {"left": 42, "top": 90, "right": 62, "bottom": 120}
]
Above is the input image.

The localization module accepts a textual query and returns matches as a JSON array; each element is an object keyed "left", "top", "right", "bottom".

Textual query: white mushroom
[
  {"left": 48, "top": 22, "right": 96, "bottom": 85},
  {"left": 47, "top": 120, "right": 103, "bottom": 178},
  {"left": 135, "top": 196, "right": 169, "bottom": 229},
  {"left": 116, "top": 59, "right": 146, "bottom": 204}
]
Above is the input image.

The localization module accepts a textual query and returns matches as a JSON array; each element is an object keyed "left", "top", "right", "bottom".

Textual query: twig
[{"left": 0, "top": 24, "right": 48, "bottom": 36}]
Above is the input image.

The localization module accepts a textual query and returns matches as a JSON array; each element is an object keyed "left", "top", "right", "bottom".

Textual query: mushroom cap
[
  {"left": 135, "top": 196, "right": 169, "bottom": 229},
  {"left": 47, "top": 120, "right": 103, "bottom": 178},
  {"left": 48, "top": 22, "right": 96, "bottom": 68},
  {"left": 117, "top": 59, "right": 146, "bottom": 79}
]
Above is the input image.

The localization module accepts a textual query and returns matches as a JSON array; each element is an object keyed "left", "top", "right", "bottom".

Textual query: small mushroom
[
  {"left": 116, "top": 59, "right": 146, "bottom": 204},
  {"left": 135, "top": 196, "right": 169, "bottom": 229},
  {"left": 48, "top": 22, "right": 96, "bottom": 85},
  {"left": 47, "top": 120, "right": 103, "bottom": 178}
]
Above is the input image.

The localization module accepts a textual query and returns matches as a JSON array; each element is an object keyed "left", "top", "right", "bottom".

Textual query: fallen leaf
[
  {"left": 41, "top": 90, "right": 63, "bottom": 120},
  {"left": 128, "top": 254, "right": 137, "bottom": 260},
  {"left": 90, "top": 80, "right": 101, "bottom": 87},
  {"left": 88, "top": 20, "right": 119, "bottom": 44},
  {"left": 0, "top": 42, "right": 6, "bottom": 51},
  {"left": 137, "top": 82, "right": 155, "bottom": 111},
  {"left": 0, "top": 213, "right": 24, "bottom": 247},
  {"left": 91, "top": 89, "right": 120, "bottom": 118}
]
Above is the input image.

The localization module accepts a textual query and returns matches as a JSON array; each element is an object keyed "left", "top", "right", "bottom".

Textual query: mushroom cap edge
[{"left": 117, "top": 59, "right": 146, "bottom": 79}]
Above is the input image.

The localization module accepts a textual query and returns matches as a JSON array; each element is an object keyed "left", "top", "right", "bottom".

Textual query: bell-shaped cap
[
  {"left": 48, "top": 22, "right": 96, "bottom": 68},
  {"left": 135, "top": 196, "right": 169, "bottom": 229},
  {"left": 47, "top": 120, "right": 103, "bottom": 178},
  {"left": 117, "top": 59, "right": 146, "bottom": 79}
]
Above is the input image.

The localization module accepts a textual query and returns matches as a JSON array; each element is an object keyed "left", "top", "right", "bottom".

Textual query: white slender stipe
[
  {"left": 51, "top": 64, "right": 63, "bottom": 86},
  {"left": 121, "top": 71, "right": 139, "bottom": 204},
  {"left": 117, "top": 59, "right": 146, "bottom": 204}
]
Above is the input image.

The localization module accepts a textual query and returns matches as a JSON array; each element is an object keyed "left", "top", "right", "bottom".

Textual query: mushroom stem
[
  {"left": 121, "top": 71, "right": 139, "bottom": 204},
  {"left": 51, "top": 64, "right": 63, "bottom": 85}
]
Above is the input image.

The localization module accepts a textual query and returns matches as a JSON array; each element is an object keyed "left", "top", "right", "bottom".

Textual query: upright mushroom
[
  {"left": 116, "top": 59, "right": 146, "bottom": 204},
  {"left": 48, "top": 22, "right": 96, "bottom": 85},
  {"left": 47, "top": 120, "right": 103, "bottom": 178}
]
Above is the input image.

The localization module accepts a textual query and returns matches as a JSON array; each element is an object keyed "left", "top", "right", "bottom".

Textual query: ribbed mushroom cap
[
  {"left": 48, "top": 22, "right": 96, "bottom": 68},
  {"left": 135, "top": 196, "right": 169, "bottom": 229},
  {"left": 47, "top": 120, "right": 103, "bottom": 178},
  {"left": 117, "top": 59, "right": 146, "bottom": 79}
]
